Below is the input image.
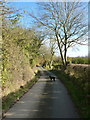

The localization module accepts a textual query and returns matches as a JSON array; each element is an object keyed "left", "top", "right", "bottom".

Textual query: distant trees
[
  {"left": 39, "top": 45, "right": 51, "bottom": 67},
  {"left": 52, "top": 56, "right": 88, "bottom": 70},
  {"left": 28, "top": 2, "right": 88, "bottom": 68},
  {"left": 49, "top": 38, "right": 56, "bottom": 68},
  {"left": 71, "top": 57, "right": 88, "bottom": 64}
]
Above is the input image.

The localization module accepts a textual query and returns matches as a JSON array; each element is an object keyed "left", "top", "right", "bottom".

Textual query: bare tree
[
  {"left": 28, "top": 2, "right": 88, "bottom": 68},
  {"left": 49, "top": 38, "right": 56, "bottom": 68}
]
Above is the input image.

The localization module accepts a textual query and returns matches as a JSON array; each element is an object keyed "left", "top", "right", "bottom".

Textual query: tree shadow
[{"left": 32, "top": 79, "right": 54, "bottom": 118}]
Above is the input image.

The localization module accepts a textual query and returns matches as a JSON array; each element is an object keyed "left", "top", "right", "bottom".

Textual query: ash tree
[{"left": 28, "top": 1, "right": 88, "bottom": 68}]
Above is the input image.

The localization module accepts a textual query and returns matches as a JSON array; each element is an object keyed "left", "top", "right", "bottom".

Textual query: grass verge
[
  {"left": 49, "top": 69, "right": 89, "bottom": 118},
  {"left": 2, "top": 70, "right": 41, "bottom": 115}
]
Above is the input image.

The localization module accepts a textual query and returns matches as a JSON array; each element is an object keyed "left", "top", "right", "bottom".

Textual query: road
[{"left": 3, "top": 67, "right": 79, "bottom": 119}]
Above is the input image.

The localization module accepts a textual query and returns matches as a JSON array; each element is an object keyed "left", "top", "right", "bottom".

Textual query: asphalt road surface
[{"left": 3, "top": 67, "right": 79, "bottom": 119}]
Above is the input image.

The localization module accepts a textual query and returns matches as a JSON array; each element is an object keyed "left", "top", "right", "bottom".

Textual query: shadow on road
[{"left": 33, "top": 78, "right": 54, "bottom": 118}]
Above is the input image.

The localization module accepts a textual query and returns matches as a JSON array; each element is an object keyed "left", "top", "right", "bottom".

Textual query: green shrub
[{"left": 72, "top": 57, "right": 88, "bottom": 64}]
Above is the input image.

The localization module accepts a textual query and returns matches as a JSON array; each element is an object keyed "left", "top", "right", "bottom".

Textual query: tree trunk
[
  {"left": 64, "top": 26, "right": 67, "bottom": 68},
  {"left": 49, "top": 60, "right": 53, "bottom": 69},
  {"left": 64, "top": 40, "right": 67, "bottom": 67},
  {"left": 55, "top": 32, "right": 65, "bottom": 66}
]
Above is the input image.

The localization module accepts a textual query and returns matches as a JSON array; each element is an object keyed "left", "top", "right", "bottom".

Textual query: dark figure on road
[{"left": 49, "top": 76, "right": 55, "bottom": 81}]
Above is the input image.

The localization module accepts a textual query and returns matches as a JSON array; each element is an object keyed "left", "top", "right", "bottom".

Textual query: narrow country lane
[{"left": 3, "top": 67, "right": 79, "bottom": 119}]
